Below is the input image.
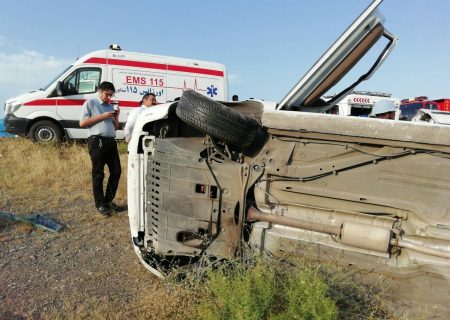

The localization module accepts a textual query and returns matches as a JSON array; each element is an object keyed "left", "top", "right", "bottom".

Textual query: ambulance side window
[
  {"left": 62, "top": 71, "right": 78, "bottom": 95},
  {"left": 60, "top": 68, "right": 102, "bottom": 96},
  {"left": 78, "top": 69, "right": 101, "bottom": 94}
]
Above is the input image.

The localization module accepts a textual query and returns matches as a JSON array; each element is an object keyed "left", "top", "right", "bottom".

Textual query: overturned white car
[
  {"left": 127, "top": 0, "right": 450, "bottom": 316},
  {"left": 412, "top": 108, "right": 450, "bottom": 125}
]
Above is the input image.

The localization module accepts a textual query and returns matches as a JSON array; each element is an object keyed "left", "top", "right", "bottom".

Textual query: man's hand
[
  {"left": 102, "top": 111, "right": 117, "bottom": 120},
  {"left": 113, "top": 107, "right": 120, "bottom": 130},
  {"left": 79, "top": 111, "right": 117, "bottom": 128}
]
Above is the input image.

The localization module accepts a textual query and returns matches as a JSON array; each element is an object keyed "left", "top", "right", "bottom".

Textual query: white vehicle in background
[
  {"left": 3, "top": 45, "right": 228, "bottom": 142},
  {"left": 324, "top": 90, "right": 400, "bottom": 116},
  {"left": 412, "top": 108, "right": 450, "bottom": 125}
]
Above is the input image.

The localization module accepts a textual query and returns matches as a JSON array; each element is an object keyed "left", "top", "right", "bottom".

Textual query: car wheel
[
  {"left": 176, "top": 90, "right": 267, "bottom": 155},
  {"left": 28, "top": 120, "right": 62, "bottom": 143}
]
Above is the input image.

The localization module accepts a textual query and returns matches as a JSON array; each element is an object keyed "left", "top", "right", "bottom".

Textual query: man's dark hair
[{"left": 98, "top": 81, "right": 115, "bottom": 92}]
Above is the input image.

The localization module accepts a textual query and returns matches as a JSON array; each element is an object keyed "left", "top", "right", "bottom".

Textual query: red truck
[
  {"left": 435, "top": 98, "right": 450, "bottom": 111},
  {"left": 399, "top": 96, "right": 450, "bottom": 120}
]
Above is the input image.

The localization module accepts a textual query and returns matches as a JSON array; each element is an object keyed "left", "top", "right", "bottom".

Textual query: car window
[
  {"left": 78, "top": 69, "right": 101, "bottom": 94},
  {"left": 61, "top": 68, "right": 101, "bottom": 96},
  {"left": 62, "top": 71, "right": 78, "bottom": 95},
  {"left": 426, "top": 103, "right": 438, "bottom": 110},
  {"left": 400, "top": 103, "right": 422, "bottom": 121}
]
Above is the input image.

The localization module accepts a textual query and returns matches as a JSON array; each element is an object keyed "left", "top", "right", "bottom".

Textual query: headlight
[{"left": 4, "top": 102, "right": 22, "bottom": 115}]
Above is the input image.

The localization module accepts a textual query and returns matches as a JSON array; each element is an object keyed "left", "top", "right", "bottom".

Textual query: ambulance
[
  {"left": 324, "top": 90, "right": 400, "bottom": 116},
  {"left": 3, "top": 45, "right": 228, "bottom": 142}
]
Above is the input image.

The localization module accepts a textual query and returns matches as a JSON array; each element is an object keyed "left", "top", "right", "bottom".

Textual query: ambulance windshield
[{"left": 40, "top": 65, "right": 73, "bottom": 91}]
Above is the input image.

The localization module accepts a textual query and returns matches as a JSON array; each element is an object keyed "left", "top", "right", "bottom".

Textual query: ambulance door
[
  {"left": 110, "top": 55, "right": 168, "bottom": 129},
  {"left": 56, "top": 67, "right": 103, "bottom": 138}
]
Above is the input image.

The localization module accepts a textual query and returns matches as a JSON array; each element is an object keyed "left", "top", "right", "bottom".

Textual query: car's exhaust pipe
[
  {"left": 391, "top": 239, "right": 450, "bottom": 260},
  {"left": 247, "top": 206, "right": 341, "bottom": 236},
  {"left": 247, "top": 207, "right": 450, "bottom": 259},
  {"left": 247, "top": 206, "right": 391, "bottom": 253}
]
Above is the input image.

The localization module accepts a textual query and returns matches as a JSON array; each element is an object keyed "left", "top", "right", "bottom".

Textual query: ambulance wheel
[
  {"left": 29, "top": 120, "right": 62, "bottom": 143},
  {"left": 176, "top": 90, "right": 267, "bottom": 155}
]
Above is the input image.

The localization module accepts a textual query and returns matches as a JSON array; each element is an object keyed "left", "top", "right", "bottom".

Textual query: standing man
[
  {"left": 80, "top": 81, "right": 123, "bottom": 216},
  {"left": 124, "top": 92, "right": 157, "bottom": 143}
]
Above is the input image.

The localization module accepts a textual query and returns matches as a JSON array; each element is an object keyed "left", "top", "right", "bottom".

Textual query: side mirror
[{"left": 56, "top": 81, "right": 64, "bottom": 96}]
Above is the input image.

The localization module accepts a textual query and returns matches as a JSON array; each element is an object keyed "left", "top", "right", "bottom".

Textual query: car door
[
  {"left": 56, "top": 67, "right": 102, "bottom": 138},
  {"left": 277, "top": 0, "right": 397, "bottom": 112}
]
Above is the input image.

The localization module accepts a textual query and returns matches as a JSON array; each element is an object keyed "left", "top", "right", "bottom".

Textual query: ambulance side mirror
[{"left": 56, "top": 81, "right": 64, "bottom": 96}]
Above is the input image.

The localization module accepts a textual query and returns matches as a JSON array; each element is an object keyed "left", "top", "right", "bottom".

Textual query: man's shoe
[
  {"left": 108, "top": 202, "right": 125, "bottom": 212},
  {"left": 97, "top": 206, "right": 112, "bottom": 217}
]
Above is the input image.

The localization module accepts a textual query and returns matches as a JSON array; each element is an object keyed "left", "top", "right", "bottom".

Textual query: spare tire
[{"left": 176, "top": 90, "right": 267, "bottom": 155}]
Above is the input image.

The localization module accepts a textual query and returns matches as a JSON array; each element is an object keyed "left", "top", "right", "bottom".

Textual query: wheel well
[{"left": 27, "top": 117, "right": 65, "bottom": 137}]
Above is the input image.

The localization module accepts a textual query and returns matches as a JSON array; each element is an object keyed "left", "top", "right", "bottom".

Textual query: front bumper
[{"left": 4, "top": 114, "right": 29, "bottom": 137}]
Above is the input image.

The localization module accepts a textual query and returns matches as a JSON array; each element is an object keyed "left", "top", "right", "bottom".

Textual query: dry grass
[
  {"left": 0, "top": 137, "right": 199, "bottom": 319},
  {"left": 44, "top": 284, "right": 199, "bottom": 320},
  {"left": 0, "top": 138, "right": 127, "bottom": 214}
]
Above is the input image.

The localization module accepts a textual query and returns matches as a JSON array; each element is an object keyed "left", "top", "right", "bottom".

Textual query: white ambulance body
[
  {"left": 325, "top": 91, "right": 400, "bottom": 116},
  {"left": 3, "top": 46, "right": 228, "bottom": 142}
]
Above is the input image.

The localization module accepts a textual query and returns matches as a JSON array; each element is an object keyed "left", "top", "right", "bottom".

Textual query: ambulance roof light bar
[{"left": 109, "top": 44, "right": 122, "bottom": 51}]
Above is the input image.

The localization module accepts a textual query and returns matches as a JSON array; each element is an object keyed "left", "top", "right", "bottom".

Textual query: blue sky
[{"left": 1, "top": 0, "right": 450, "bottom": 117}]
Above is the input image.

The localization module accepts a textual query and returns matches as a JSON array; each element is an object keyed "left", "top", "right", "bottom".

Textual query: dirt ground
[
  {"left": 1, "top": 205, "right": 137, "bottom": 318},
  {"left": 0, "top": 139, "right": 195, "bottom": 320},
  {"left": 0, "top": 202, "right": 198, "bottom": 319}
]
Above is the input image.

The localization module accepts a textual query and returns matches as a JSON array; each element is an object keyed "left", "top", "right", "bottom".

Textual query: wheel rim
[{"left": 36, "top": 126, "right": 56, "bottom": 142}]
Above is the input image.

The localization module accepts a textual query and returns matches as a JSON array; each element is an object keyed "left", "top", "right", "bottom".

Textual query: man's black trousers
[{"left": 87, "top": 136, "right": 121, "bottom": 208}]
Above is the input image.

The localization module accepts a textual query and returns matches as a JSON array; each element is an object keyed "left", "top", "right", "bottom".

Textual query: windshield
[
  {"left": 40, "top": 65, "right": 73, "bottom": 91},
  {"left": 400, "top": 103, "right": 422, "bottom": 121}
]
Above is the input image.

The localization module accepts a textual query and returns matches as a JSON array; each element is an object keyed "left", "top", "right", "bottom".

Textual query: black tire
[
  {"left": 176, "top": 90, "right": 267, "bottom": 154},
  {"left": 28, "top": 120, "right": 62, "bottom": 143}
]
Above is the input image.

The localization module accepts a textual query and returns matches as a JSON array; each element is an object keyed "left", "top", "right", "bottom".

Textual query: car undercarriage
[{"left": 127, "top": 0, "right": 450, "bottom": 316}]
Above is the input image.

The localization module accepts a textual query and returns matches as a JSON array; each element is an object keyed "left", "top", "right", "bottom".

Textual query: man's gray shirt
[{"left": 80, "top": 98, "right": 116, "bottom": 137}]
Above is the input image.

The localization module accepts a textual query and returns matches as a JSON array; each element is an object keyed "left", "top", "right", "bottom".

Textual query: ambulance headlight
[{"left": 5, "top": 102, "right": 22, "bottom": 115}]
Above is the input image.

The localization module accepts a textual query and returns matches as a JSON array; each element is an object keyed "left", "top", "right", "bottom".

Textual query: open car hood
[{"left": 277, "top": 0, "right": 397, "bottom": 111}]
